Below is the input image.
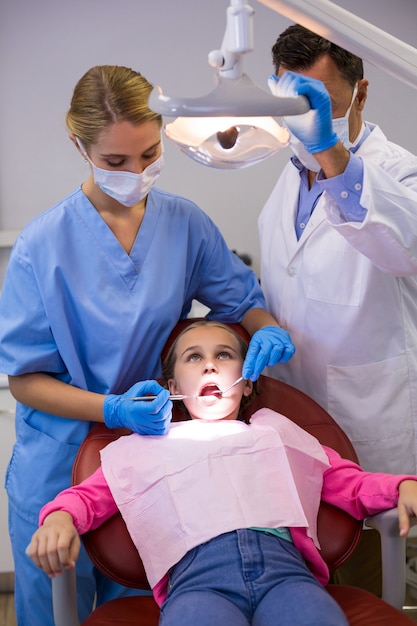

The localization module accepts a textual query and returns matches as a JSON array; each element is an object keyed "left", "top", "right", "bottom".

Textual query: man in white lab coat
[{"left": 259, "top": 24, "right": 417, "bottom": 595}]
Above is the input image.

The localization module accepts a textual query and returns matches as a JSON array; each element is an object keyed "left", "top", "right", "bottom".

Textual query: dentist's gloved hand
[
  {"left": 103, "top": 380, "right": 172, "bottom": 435},
  {"left": 268, "top": 72, "right": 338, "bottom": 154},
  {"left": 242, "top": 326, "right": 295, "bottom": 382}
]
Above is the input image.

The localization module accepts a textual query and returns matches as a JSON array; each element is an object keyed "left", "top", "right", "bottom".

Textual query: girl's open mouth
[{"left": 199, "top": 383, "right": 221, "bottom": 397}]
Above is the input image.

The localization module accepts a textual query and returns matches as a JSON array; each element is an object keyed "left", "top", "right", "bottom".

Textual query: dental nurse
[{"left": 0, "top": 65, "right": 294, "bottom": 626}]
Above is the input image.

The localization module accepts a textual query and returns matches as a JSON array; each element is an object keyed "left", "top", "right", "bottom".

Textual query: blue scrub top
[{"left": 0, "top": 186, "right": 265, "bottom": 519}]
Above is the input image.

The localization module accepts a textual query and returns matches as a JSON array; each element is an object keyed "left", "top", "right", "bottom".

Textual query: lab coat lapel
[
  {"left": 278, "top": 166, "right": 302, "bottom": 261},
  {"left": 279, "top": 167, "right": 327, "bottom": 263},
  {"left": 297, "top": 196, "right": 327, "bottom": 244}
]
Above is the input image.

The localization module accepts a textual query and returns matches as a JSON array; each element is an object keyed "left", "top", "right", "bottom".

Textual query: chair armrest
[
  {"left": 51, "top": 568, "right": 80, "bottom": 626},
  {"left": 365, "top": 507, "right": 417, "bottom": 609}
]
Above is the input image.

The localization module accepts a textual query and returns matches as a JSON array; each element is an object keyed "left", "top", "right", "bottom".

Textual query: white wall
[{"left": 0, "top": 0, "right": 416, "bottom": 278}]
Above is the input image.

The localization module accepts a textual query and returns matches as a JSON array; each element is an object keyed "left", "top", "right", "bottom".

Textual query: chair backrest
[{"left": 72, "top": 320, "right": 362, "bottom": 589}]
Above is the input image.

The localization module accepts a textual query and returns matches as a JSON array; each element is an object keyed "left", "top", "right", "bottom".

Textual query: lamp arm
[
  {"left": 208, "top": 0, "right": 255, "bottom": 80},
  {"left": 257, "top": 0, "right": 417, "bottom": 90}
]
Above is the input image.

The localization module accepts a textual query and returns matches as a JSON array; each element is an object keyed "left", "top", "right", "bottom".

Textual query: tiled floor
[{"left": 0, "top": 592, "right": 16, "bottom": 626}]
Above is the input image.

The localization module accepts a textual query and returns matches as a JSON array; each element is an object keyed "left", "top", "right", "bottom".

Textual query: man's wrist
[{"left": 313, "top": 142, "right": 350, "bottom": 179}]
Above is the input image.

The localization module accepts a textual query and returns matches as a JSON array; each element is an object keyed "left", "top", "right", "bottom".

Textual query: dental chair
[{"left": 52, "top": 320, "right": 415, "bottom": 626}]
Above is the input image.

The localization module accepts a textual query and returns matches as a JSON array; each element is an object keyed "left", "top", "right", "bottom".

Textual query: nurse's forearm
[
  {"left": 241, "top": 308, "right": 281, "bottom": 336},
  {"left": 8, "top": 373, "right": 106, "bottom": 422}
]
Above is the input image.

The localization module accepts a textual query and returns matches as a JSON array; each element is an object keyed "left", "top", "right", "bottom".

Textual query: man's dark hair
[{"left": 272, "top": 24, "right": 363, "bottom": 87}]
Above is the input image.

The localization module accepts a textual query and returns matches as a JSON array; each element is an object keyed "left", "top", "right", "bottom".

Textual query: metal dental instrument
[
  {"left": 125, "top": 376, "right": 244, "bottom": 402},
  {"left": 212, "top": 376, "right": 243, "bottom": 396}
]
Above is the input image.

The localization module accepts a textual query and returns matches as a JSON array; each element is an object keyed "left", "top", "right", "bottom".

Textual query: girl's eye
[
  {"left": 217, "top": 351, "right": 232, "bottom": 360},
  {"left": 187, "top": 353, "right": 202, "bottom": 362}
]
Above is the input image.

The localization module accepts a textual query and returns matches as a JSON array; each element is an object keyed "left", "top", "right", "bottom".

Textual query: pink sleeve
[
  {"left": 321, "top": 446, "right": 417, "bottom": 518},
  {"left": 152, "top": 574, "right": 169, "bottom": 607},
  {"left": 39, "top": 466, "right": 118, "bottom": 534}
]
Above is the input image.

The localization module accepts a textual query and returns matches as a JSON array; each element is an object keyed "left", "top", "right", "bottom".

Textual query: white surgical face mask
[
  {"left": 331, "top": 84, "right": 358, "bottom": 148},
  {"left": 76, "top": 138, "right": 164, "bottom": 206}
]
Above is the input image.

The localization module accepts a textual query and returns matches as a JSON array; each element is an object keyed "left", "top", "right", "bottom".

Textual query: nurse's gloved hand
[
  {"left": 268, "top": 72, "right": 338, "bottom": 153},
  {"left": 242, "top": 326, "right": 295, "bottom": 381},
  {"left": 104, "top": 380, "right": 172, "bottom": 435}
]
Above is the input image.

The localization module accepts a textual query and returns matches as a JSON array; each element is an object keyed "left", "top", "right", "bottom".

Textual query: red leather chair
[{"left": 51, "top": 320, "right": 415, "bottom": 625}]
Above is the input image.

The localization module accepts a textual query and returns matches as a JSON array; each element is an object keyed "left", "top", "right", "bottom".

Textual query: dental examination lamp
[
  {"left": 149, "top": 0, "right": 417, "bottom": 171},
  {"left": 148, "top": 0, "right": 310, "bottom": 169}
]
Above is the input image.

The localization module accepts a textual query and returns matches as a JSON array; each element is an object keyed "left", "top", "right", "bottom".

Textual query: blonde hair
[{"left": 66, "top": 65, "right": 162, "bottom": 149}]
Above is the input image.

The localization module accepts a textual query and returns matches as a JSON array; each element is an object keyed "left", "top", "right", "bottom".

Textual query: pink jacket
[{"left": 40, "top": 445, "right": 414, "bottom": 607}]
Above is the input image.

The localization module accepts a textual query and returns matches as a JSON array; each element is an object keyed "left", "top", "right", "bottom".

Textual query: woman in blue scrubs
[{"left": 0, "top": 65, "right": 294, "bottom": 625}]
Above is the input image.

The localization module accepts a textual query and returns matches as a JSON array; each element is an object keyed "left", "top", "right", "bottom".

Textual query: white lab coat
[{"left": 259, "top": 125, "right": 417, "bottom": 474}]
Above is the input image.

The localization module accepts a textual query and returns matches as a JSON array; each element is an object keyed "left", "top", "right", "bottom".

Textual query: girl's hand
[
  {"left": 398, "top": 480, "right": 417, "bottom": 537},
  {"left": 26, "top": 511, "right": 80, "bottom": 577}
]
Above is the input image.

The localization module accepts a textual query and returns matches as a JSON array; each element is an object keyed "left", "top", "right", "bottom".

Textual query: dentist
[{"left": 259, "top": 24, "right": 417, "bottom": 597}]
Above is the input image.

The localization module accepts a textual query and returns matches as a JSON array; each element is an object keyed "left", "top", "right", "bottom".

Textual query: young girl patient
[{"left": 27, "top": 321, "right": 417, "bottom": 626}]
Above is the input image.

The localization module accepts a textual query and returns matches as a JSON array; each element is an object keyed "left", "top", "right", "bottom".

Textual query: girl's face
[{"left": 168, "top": 325, "right": 252, "bottom": 421}]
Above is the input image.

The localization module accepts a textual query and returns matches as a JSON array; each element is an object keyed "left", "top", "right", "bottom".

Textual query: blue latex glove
[
  {"left": 268, "top": 72, "right": 338, "bottom": 154},
  {"left": 103, "top": 380, "right": 172, "bottom": 435},
  {"left": 242, "top": 326, "right": 295, "bottom": 381}
]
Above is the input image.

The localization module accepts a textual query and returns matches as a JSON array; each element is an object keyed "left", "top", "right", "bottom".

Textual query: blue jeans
[{"left": 160, "top": 530, "right": 348, "bottom": 626}]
